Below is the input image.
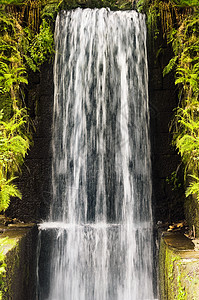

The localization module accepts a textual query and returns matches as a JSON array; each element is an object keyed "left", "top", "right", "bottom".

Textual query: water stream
[{"left": 37, "top": 8, "right": 155, "bottom": 300}]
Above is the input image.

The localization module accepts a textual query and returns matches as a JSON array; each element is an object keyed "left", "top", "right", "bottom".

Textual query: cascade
[{"left": 37, "top": 8, "right": 155, "bottom": 300}]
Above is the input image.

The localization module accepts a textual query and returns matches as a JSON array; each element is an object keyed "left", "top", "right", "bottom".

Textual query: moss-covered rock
[
  {"left": 58, "top": 0, "right": 133, "bottom": 10},
  {"left": 159, "top": 231, "right": 199, "bottom": 300},
  {"left": 41, "top": 0, "right": 134, "bottom": 22},
  {"left": 0, "top": 222, "right": 38, "bottom": 300}
]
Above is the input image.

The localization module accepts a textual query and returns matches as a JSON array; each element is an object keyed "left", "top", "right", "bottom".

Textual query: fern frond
[
  {"left": 163, "top": 56, "right": 178, "bottom": 76},
  {"left": 186, "top": 175, "right": 199, "bottom": 201},
  {"left": 0, "top": 177, "right": 21, "bottom": 212}
]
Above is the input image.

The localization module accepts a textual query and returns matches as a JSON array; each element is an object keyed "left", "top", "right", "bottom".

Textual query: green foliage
[
  {"left": 163, "top": 56, "right": 178, "bottom": 76},
  {"left": 0, "top": 110, "right": 29, "bottom": 211},
  {"left": 173, "top": 0, "right": 199, "bottom": 7},
  {"left": 0, "top": 178, "right": 22, "bottom": 212},
  {"left": 1, "top": 0, "right": 25, "bottom": 4},
  {"left": 55, "top": 0, "right": 133, "bottom": 10},
  {"left": 166, "top": 171, "right": 182, "bottom": 191},
  {"left": 41, "top": 2, "right": 59, "bottom": 21},
  {"left": 0, "top": 7, "right": 29, "bottom": 211},
  {"left": 186, "top": 175, "right": 199, "bottom": 201},
  {"left": 0, "top": 110, "right": 30, "bottom": 171},
  {"left": 101, "top": 0, "right": 132, "bottom": 10},
  {"left": 24, "top": 19, "right": 54, "bottom": 71},
  {"left": 140, "top": 0, "right": 199, "bottom": 201},
  {"left": 0, "top": 0, "right": 54, "bottom": 212},
  {"left": 170, "top": 9, "right": 199, "bottom": 199},
  {"left": 0, "top": 63, "right": 28, "bottom": 93}
]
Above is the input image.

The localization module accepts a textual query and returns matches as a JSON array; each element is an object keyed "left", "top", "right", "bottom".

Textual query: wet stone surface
[{"left": 163, "top": 231, "right": 195, "bottom": 251}]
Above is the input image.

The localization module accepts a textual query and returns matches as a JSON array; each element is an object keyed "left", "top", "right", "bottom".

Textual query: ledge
[
  {"left": 0, "top": 217, "right": 38, "bottom": 300},
  {"left": 159, "top": 230, "right": 199, "bottom": 300}
]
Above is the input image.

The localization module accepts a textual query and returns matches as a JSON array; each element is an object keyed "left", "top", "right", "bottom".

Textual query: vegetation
[
  {"left": 138, "top": 0, "right": 199, "bottom": 202},
  {"left": 0, "top": 0, "right": 54, "bottom": 212},
  {"left": 53, "top": 0, "right": 133, "bottom": 10}
]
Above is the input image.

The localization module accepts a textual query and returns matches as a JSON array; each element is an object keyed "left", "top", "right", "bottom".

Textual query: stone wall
[
  {"left": 0, "top": 223, "right": 38, "bottom": 300},
  {"left": 6, "top": 63, "right": 54, "bottom": 222},
  {"left": 159, "top": 230, "right": 199, "bottom": 300},
  {"left": 148, "top": 37, "right": 185, "bottom": 223}
]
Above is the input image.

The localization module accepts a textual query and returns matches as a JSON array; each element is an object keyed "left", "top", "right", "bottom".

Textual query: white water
[{"left": 37, "top": 8, "right": 155, "bottom": 300}]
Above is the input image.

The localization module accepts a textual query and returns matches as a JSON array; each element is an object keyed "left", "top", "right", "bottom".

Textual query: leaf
[
  {"left": 0, "top": 177, "right": 22, "bottom": 212},
  {"left": 186, "top": 175, "right": 199, "bottom": 201},
  {"left": 163, "top": 56, "right": 178, "bottom": 76}
]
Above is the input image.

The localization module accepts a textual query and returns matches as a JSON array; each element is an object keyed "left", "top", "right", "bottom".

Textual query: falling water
[{"left": 37, "top": 8, "right": 155, "bottom": 300}]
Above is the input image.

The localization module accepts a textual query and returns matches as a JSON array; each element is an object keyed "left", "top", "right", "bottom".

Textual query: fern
[
  {"left": 0, "top": 178, "right": 22, "bottom": 212},
  {"left": 29, "top": 19, "right": 54, "bottom": 69},
  {"left": 163, "top": 56, "right": 178, "bottom": 76},
  {"left": 0, "top": 109, "right": 30, "bottom": 211},
  {"left": 0, "top": 110, "right": 30, "bottom": 172},
  {"left": 0, "top": 63, "right": 28, "bottom": 93},
  {"left": 0, "top": 0, "right": 55, "bottom": 211},
  {"left": 176, "top": 135, "right": 199, "bottom": 162},
  {"left": 186, "top": 175, "right": 199, "bottom": 201}
]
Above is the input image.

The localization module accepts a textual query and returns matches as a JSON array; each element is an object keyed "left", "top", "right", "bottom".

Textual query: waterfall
[{"left": 37, "top": 8, "right": 155, "bottom": 300}]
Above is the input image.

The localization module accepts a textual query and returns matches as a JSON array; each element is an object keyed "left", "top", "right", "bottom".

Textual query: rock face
[
  {"left": 6, "top": 63, "right": 54, "bottom": 222},
  {"left": 159, "top": 231, "right": 199, "bottom": 300},
  {"left": 148, "top": 37, "right": 185, "bottom": 224},
  {"left": 0, "top": 221, "right": 38, "bottom": 300}
]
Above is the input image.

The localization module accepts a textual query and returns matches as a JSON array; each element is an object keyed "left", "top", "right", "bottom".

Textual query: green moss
[
  {"left": 0, "top": 235, "right": 19, "bottom": 297},
  {"left": 42, "top": 0, "right": 133, "bottom": 14},
  {"left": 3, "top": 245, "right": 20, "bottom": 299},
  {"left": 0, "top": 241, "right": 6, "bottom": 300},
  {"left": 159, "top": 234, "right": 199, "bottom": 300},
  {"left": 176, "top": 273, "right": 187, "bottom": 300},
  {"left": 0, "top": 224, "right": 38, "bottom": 299},
  {"left": 159, "top": 239, "right": 181, "bottom": 299},
  {"left": 0, "top": 225, "right": 33, "bottom": 298}
]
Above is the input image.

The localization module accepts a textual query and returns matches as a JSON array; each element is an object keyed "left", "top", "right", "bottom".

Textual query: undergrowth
[{"left": 0, "top": 0, "right": 54, "bottom": 212}]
